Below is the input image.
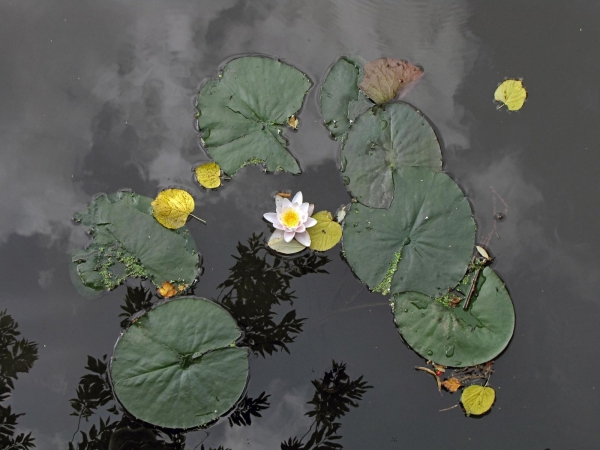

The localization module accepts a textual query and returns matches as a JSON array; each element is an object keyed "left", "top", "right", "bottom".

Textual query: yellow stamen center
[{"left": 281, "top": 209, "right": 301, "bottom": 228}]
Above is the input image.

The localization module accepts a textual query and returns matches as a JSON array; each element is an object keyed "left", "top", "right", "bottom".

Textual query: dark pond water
[{"left": 2, "top": 0, "right": 600, "bottom": 448}]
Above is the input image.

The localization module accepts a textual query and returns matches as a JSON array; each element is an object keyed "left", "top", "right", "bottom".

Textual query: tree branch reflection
[{"left": 0, "top": 310, "right": 39, "bottom": 450}]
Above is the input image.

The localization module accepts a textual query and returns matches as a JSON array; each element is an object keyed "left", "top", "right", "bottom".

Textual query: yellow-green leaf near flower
[
  {"left": 460, "top": 385, "right": 495, "bottom": 416},
  {"left": 494, "top": 79, "right": 527, "bottom": 111},
  {"left": 307, "top": 211, "right": 342, "bottom": 252},
  {"left": 195, "top": 162, "right": 221, "bottom": 189},
  {"left": 151, "top": 189, "right": 205, "bottom": 229}
]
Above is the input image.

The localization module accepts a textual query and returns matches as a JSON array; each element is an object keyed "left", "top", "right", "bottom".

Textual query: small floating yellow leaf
[
  {"left": 494, "top": 79, "right": 527, "bottom": 111},
  {"left": 288, "top": 115, "right": 299, "bottom": 129},
  {"left": 151, "top": 189, "right": 195, "bottom": 229},
  {"left": 195, "top": 162, "right": 221, "bottom": 189},
  {"left": 461, "top": 385, "right": 495, "bottom": 416},
  {"left": 307, "top": 211, "right": 342, "bottom": 252},
  {"left": 158, "top": 281, "right": 177, "bottom": 298}
]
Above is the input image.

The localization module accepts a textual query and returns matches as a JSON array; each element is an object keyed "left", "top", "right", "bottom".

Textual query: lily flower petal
[
  {"left": 295, "top": 231, "right": 311, "bottom": 247},
  {"left": 284, "top": 231, "right": 295, "bottom": 242},
  {"left": 305, "top": 217, "right": 318, "bottom": 228},
  {"left": 275, "top": 195, "right": 284, "bottom": 209},
  {"left": 292, "top": 191, "right": 303, "bottom": 205},
  {"left": 308, "top": 203, "right": 315, "bottom": 217},
  {"left": 263, "top": 212, "right": 278, "bottom": 224}
]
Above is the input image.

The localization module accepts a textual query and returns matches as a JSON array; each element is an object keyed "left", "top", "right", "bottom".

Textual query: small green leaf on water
[
  {"left": 461, "top": 385, "right": 495, "bottom": 416},
  {"left": 307, "top": 211, "right": 342, "bottom": 252}
]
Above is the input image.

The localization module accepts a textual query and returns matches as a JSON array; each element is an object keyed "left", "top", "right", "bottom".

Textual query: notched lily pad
[
  {"left": 342, "top": 167, "right": 474, "bottom": 297},
  {"left": 111, "top": 297, "right": 249, "bottom": 429},
  {"left": 320, "top": 56, "right": 365, "bottom": 139},
  {"left": 359, "top": 58, "right": 424, "bottom": 104},
  {"left": 341, "top": 102, "right": 442, "bottom": 209},
  {"left": 392, "top": 267, "right": 515, "bottom": 367},
  {"left": 71, "top": 191, "right": 200, "bottom": 293},
  {"left": 196, "top": 56, "right": 311, "bottom": 176}
]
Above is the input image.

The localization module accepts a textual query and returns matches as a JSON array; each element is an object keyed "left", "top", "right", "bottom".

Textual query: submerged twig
[
  {"left": 189, "top": 214, "right": 207, "bottom": 224},
  {"left": 463, "top": 268, "right": 481, "bottom": 311},
  {"left": 415, "top": 366, "right": 441, "bottom": 391},
  {"left": 439, "top": 404, "right": 459, "bottom": 412}
]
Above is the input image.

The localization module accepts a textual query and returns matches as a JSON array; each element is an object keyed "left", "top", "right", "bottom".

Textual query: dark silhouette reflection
[
  {"left": 281, "top": 361, "right": 372, "bottom": 450},
  {"left": 218, "top": 233, "right": 329, "bottom": 357},
  {"left": 0, "top": 310, "right": 39, "bottom": 450},
  {"left": 70, "top": 233, "right": 330, "bottom": 448}
]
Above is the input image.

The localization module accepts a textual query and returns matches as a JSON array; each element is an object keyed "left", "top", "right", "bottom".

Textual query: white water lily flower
[{"left": 263, "top": 191, "right": 317, "bottom": 247}]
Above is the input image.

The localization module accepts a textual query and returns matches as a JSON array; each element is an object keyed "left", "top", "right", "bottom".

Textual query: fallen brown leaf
[{"left": 441, "top": 377, "right": 462, "bottom": 393}]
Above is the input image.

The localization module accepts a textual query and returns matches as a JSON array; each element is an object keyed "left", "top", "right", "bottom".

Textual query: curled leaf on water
[
  {"left": 195, "top": 162, "right": 221, "bottom": 189},
  {"left": 476, "top": 245, "right": 492, "bottom": 262},
  {"left": 460, "top": 385, "right": 495, "bottom": 416},
  {"left": 152, "top": 189, "right": 205, "bottom": 229},
  {"left": 359, "top": 58, "right": 424, "bottom": 104},
  {"left": 442, "top": 377, "right": 462, "bottom": 393},
  {"left": 158, "top": 281, "right": 177, "bottom": 298},
  {"left": 307, "top": 211, "right": 342, "bottom": 252},
  {"left": 287, "top": 115, "right": 299, "bottom": 129},
  {"left": 494, "top": 79, "right": 527, "bottom": 111}
]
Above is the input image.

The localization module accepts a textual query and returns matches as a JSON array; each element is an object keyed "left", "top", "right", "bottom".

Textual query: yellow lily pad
[
  {"left": 460, "top": 385, "right": 495, "bottom": 416},
  {"left": 307, "top": 211, "right": 342, "bottom": 252},
  {"left": 494, "top": 79, "right": 527, "bottom": 111},
  {"left": 195, "top": 162, "right": 221, "bottom": 189},
  {"left": 151, "top": 189, "right": 195, "bottom": 229}
]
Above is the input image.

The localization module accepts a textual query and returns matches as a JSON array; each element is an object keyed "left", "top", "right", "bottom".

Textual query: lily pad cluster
[{"left": 320, "top": 55, "right": 515, "bottom": 415}]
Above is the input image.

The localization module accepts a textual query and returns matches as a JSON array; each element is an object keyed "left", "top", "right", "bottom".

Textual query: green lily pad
[
  {"left": 196, "top": 56, "right": 311, "bottom": 176},
  {"left": 342, "top": 167, "right": 475, "bottom": 297},
  {"left": 111, "top": 297, "right": 249, "bottom": 429},
  {"left": 392, "top": 267, "right": 515, "bottom": 367},
  {"left": 71, "top": 191, "right": 200, "bottom": 292},
  {"left": 320, "top": 57, "right": 365, "bottom": 139},
  {"left": 340, "top": 102, "right": 442, "bottom": 209}
]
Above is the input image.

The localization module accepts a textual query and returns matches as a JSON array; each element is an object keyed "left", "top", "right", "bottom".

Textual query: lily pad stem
[{"left": 189, "top": 214, "right": 207, "bottom": 225}]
